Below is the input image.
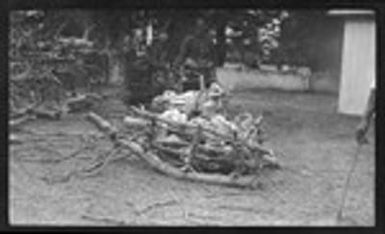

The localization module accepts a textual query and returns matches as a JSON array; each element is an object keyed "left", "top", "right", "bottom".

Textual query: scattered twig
[
  {"left": 80, "top": 214, "right": 129, "bottom": 226},
  {"left": 185, "top": 211, "right": 222, "bottom": 225},
  {"left": 167, "top": 189, "right": 189, "bottom": 221},
  {"left": 19, "top": 130, "right": 105, "bottom": 140},
  {"left": 14, "top": 144, "right": 66, "bottom": 163},
  {"left": 10, "top": 102, "right": 40, "bottom": 119},
  {"left": 9, "top": 115, "right": 36, "bottom": 129},
  {"left": 64, "top": 93, "right": 103, "bottom": 113},
  {"left": 40, "top": 171, "right": 75, "bottom": 185},
  {"left": 10, "top": 63, "right": 32, "bottom": 82},
  {"left": 215, "top": 205, "right": 266, "bottom": 214},
  {"left": 15, "top": 144, "right": 93, "bottom": 164},
  {"left": 77, "top": 146, "right": 124, "bottom": 177},
  {"left": 136, "top": 200, "right": 178, "bottom": 215},
  {"left": 31, "top": 108, "right": 62, "bottom": 120},
  {"left": 280, "top": 164, "right": 373, "bottom": 178}
]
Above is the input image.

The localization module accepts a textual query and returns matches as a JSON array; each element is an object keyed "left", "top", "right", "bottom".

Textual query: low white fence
[{"left": 216, "top": 67, "right": 311, "bottom": 92}]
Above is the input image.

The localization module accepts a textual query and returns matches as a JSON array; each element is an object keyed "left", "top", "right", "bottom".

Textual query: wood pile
[{"left": 85, "top": 83, "right": 280, "bottom": 188}]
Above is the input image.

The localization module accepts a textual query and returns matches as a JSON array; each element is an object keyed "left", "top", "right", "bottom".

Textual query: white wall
[{"left": 338, "top": 18, "right": 376, "bottom": 115}]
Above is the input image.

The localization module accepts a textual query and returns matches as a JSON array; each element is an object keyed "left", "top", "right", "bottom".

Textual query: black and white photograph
[{"left": 7, "top": 5, "right": 377, "bottom": 227}]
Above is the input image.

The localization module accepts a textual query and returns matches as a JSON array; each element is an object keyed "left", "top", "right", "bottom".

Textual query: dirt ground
[{"left": 9, "top": 87, "right": 375, "bottom": 226}]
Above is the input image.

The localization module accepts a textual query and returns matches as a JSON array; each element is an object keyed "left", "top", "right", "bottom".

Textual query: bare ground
[{"left": 9, "top": 88, "right": 375, "bottom": 226}]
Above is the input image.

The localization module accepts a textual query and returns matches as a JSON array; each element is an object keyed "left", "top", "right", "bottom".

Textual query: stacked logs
[
  {"left": 85, "top": 105, "right": 279, "bottom": 189},
  {"left": 84, "top": 82, "right": 279, "bottom": 189}
]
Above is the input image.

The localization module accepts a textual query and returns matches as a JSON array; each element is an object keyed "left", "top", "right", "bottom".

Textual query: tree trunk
[{"left": 216, "top": 23, "right": 227, "bottom": 67}]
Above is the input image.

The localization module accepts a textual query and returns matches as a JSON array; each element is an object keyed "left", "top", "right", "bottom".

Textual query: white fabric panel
[{"left": 338, "top": 19, "right": 376, "bottom": 115}]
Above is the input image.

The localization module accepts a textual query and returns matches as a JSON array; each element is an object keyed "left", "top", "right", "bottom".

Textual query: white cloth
[{"left": 371, "top": 78, "right": 376, "bottom": 89}]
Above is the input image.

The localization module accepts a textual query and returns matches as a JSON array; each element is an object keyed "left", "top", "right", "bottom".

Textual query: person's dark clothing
[{"left": 174, "top": 33, "right": 217, "bottom": 90}]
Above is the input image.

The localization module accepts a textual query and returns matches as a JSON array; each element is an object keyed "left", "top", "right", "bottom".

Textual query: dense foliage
[{"left": 9, "top": 9, "right": 331, "bottom": 110}]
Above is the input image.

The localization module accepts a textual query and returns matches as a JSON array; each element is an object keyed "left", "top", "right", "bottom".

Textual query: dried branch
[
  {"left": 85, "top": 112, "right": 261, "bottom": 189},
  {"left": 80, "top": 214, "right": 129, "bottom": 226},
  {"left": 10, "top": 63, "right": 32, "bottom": 82},
  {"left": 9, "top": 115, "right": 36, "bottom": 129},
  {"left": 130, "top": 106, "right": 273, "bottom": 156}
]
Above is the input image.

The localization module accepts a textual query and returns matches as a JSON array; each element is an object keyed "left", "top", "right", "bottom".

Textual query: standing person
[
  {"left": 122, "top": 29, "right": 152, "bottom": 105},
  {"left": 147, "top": 31, "right": 171, "bottom": 70},
  {"left": 356, "top": 79, "right": 376, "bottom": 144},
  {"left": 146, "top": 31, "right": 174, "bottom": 93},
  {"left": 174, "top": 17, "right": 218, "bottom": 91}
]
